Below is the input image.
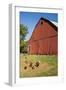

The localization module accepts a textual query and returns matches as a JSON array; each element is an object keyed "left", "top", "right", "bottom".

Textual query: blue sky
[{"left": 20, "top": 12, "right": 58, "bottom": 41}]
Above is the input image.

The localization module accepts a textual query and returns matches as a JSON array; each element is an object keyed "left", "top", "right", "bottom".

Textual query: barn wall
[
  {"left": 29, "top": 41, "right": 38, "bottom": 54},
  {"left": 30, "top": 20, "right": 57, "bottom": 41},
  {"left": 28, "top": 36, "right": 57, "bottom": 55},
  {"left": 28, "top": 19, "right": 58, "bottom": 55},
  {"left": 49, "top": 36, "right": 58, "bottom": 55}
]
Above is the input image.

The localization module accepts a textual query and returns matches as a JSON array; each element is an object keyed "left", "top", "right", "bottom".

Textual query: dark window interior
[{"left": 41, "top": 21, "right": 43, "bottom": 25}]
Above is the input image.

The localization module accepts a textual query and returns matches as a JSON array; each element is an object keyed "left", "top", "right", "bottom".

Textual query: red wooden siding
[{"left": 28, "top": 17, "right": 58, "bottom": 55}]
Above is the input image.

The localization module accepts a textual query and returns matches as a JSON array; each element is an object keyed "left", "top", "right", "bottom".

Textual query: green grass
[{"left": 20, "top": 54, "right": 58, "bottom": 77}]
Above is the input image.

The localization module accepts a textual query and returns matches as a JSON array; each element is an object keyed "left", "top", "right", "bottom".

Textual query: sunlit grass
[{"left": 20, "top": 54, "right": 58, "bottom": 77}]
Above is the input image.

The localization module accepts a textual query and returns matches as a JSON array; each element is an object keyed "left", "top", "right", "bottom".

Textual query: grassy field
[{"left": 20, "top": 54, "right": 58, "bottom": 77}]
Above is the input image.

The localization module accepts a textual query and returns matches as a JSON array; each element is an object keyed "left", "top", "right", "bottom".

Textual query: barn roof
[{"left": 40, "top": 17, "right": 58, "bottom": 31}]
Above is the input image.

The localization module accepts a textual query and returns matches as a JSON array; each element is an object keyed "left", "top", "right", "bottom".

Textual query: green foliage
[
  {"left": 20, "top": 40, "right": 27, "bottom": 53},
  {"left": 20, "top": 24, "right": 28, "bottom": 40},
  {"left": 20, "top": 24, "right": 28, "bottom": 53}
]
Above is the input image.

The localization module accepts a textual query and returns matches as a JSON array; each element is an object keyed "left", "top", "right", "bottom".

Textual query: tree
[
  {"left": 20, "top": 24, "right": 28, "bottom": 53},
  {"left": 20, "top": 40, "right": 28, "bottom": 53},
  {"left": 20, "top": 24, "right": 28, "bottom": 40}
]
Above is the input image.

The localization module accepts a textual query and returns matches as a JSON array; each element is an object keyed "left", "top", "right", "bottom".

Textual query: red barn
[{"left": 28, "top": 17, "right": 58, "bottom": 55}]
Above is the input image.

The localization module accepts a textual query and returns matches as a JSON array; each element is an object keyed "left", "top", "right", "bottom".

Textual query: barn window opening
[
  {"left": 28, "top": 45, "right": 31, "bottom": 53},
  {"left": 41, "top": 21, "right": 43, "bottom": 25}
]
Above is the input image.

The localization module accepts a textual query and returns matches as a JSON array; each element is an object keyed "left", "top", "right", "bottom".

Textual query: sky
[{"left": 20, "top": 12, "right": 58, "bottom": 41}]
